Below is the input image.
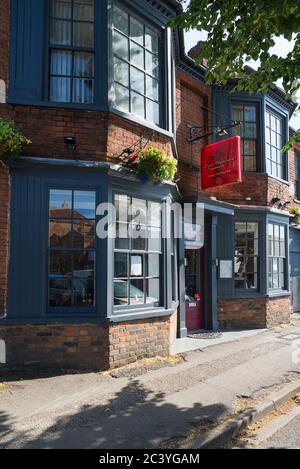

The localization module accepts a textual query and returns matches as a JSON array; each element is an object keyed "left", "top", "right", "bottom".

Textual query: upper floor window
[
  {"left": 266, "top": 110, "right": 284, "bottom": 179},
  {"left": 295, "top": 151, "right": 300, "bottom": 200},
  {"left": 234, "top": 222, "right": 259, "bottom": 291},
  {"left": 49, "top": 0, "right": 95, "bottom": 104},
  {"left": 268, "top": 223, "right": 286, "bottom": 290},
  {"left": 112, "top": 4, "right": 161, "bottom": 126},
  {"left": 232, "top": 103, "right": 258, "bottom": 172}
]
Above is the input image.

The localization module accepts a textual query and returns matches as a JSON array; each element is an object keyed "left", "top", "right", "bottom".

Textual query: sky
[{"left": 184, "top": 30, "right": 300, "bottom": 130}]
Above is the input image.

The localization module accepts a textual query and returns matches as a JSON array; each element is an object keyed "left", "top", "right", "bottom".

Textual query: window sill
[
  {"left": 266, "top": 173, "right": 290, "bottom": 186},
  {"left": 268, "top": 290, "right": 291, "bottom": 298},
  {"left": 109, "top": 307, "right": 176, "bottom": 323}
]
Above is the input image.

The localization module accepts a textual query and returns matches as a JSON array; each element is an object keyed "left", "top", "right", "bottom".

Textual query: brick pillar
[{"left": 0, "top": 162, "right": 10, "bottom": 317}]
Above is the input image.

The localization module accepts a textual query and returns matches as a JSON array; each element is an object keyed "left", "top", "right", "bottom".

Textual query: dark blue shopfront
[{"left": 6, "top": 159, "right": 179, "bottom": 325}]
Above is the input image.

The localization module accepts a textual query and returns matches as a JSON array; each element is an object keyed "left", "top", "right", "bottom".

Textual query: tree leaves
[{"left": 171, "top": 0, "right": 300, "bottom": 144}]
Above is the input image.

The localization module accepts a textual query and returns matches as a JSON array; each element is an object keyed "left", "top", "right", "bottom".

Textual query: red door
[{"left": 185, "top": 248, "right": 205, "bottom": 332}]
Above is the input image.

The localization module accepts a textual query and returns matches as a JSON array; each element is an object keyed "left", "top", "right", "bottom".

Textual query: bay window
[
  {"left": 49, "top": 0, "right": 95, "bottom": 104},
  {"left": 112, "top": 3, "right": 162, "bottom": 126},
  {"left": 232, "top": 103, "right": 258, "bottom": 172},
  {"left": 268, "top": 223, "right": 286, "bottom": 290},
  {"left": 234, "top": 222, "right": 259, "bottom": 290},
  {"left": 48, "top": 189, "right": 96, "bottom": 309},
  {"left": 266, "top": 110, "right": 284, "bottom": 179},
  {"left": 114, "top": 194, "right": 162, "bottom": 308}
]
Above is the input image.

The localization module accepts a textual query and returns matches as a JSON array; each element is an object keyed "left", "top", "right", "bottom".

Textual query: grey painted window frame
[{"left": 266, "top": 214, "right": 290, "bottom": 295}]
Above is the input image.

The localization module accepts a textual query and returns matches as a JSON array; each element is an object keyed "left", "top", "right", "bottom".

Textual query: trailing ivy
[{"left": 0, "top": 118, "right": 31, "bottom": 160}]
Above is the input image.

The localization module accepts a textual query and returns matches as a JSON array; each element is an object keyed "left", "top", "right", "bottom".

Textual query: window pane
[
  {"left": 130, "top": 255, "right": 143, "bottom": 277},
  {"left": 130, "top": 16, "right": 144, "bottom": 45},
  {"left": 243, "top": 155, "right": 256, "bottom": 172},
  {"left": 244, "top": 123, "right": 257, "bottom": 138},
  {"left": 113, "top": 5, "right": 129, "bottom": 35},
  {"left": 50, "top": 19, "right": 71, "bottom": 45},
  {"left": 146, "top": 279, "right": 160, "bottom": 305},
  {"left": 130, "top": 41, "right": 144, "bottom": 69},
  {"left": 113, "top": 30, "right": 129, "bottom": 60},
  {"left": 51, "top": 0, "right": 72, "bottom": 19},
  {"left": 49, "top": 220, "right": 73, "bottom": 248},
  {"left": 114, "top": 280, "right": 129, "bottom": 306},
  {"left": 244, "top": 106, "right": 256, "bottom": 121},
  {"left": 146, "top": 99, "right": 159, "bottom": 125},
  {"left": 73, "top": 0, "right": 94, "bottom": 21},
  {"left": 146, "top": 76, "right": 159, "bottom": 101},
  {"left": 145, "top": 27, "right": 158, "bottom": 54},
  {"left": 131, "top": 67, "right": 145, "bottom": 94},
  {"left": 244, "top": 140, "right": 256, "bottom": 156},
  {"left": 74, "top": 191, "right": 96, "bottom": 219},
  {"left": 131, "top": 91, "right": 145, "bottom": 119},
  {"left": 116, "top": 194, "right": 129, "bottom": 223},
  {"left": 73, "top": 52, "right": 94, "bottom": 77},
  {"left": 51, "top": 50, "right": 72, "bottom": 76},
  {"left": 246, "top": 273, "right": 258, "bottom": 289},
  {"left": 148, "top": 202, "right": 161, "bottom": 228},
  {"left": 50, "top": 77, "right": 71, "bottom": 102},
  {"left": 114, "top": 58, "right": 129, "bottom": 87},
  {"left": 73, "top": 220, "right": 95, "bottom": 249},
  {"left": 49, "top": 189, "right": 72, "bottom": 217},
  {"left": 73, "top": 21, "right": 94, "bottom": 47},
  {"left": 129, "top": 279, "right": 145, "bottom": 304},
  {"left": 49, "top": 277, "right": 72, "bottom": 307},
  {"left": 73, "top": 251, "right": 95, "bottom": 273},
  {"left": 148, "top": 227, "right": 161, "bottom": 252},
  {"left": 114, "top": 253, "right": 128, "bottom": 278},
  {"left": 146, "top": 51, "right": 159, "bottom": 77},
  {"left": 73, "top": 78, "right": 94, "bottom": 104},
  {"left": 146, "top": 254, "right": 160, "bottom": 277},
  {"left": 115, "top": 83, "right": 130, "bottom": 112},
  {"left": 116, "top": 222, "right": 130, "bottom": 250},
  {"left": 73, "top": 277, "right": 95, "bottom": 307},
  {"left": 232, "top": 105, "right": 243, "bottom": 122},
  {"left": 49, "top": 251, "right": 72, "bottom": 275}
]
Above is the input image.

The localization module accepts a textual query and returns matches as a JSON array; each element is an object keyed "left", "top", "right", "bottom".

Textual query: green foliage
[
  {"left": 290, "top": 207, "right": 300, "bottom": 225},
  {"left": 137, "top": 147, "right": 178, "bottom": 183},
  {"left": 172, "top": 0, "right": 300, "bottom": 144},
  {"left": 0, "top": 118, "right": 31, "bottom": 160}
]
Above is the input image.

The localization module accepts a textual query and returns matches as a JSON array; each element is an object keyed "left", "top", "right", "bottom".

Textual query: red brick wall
[
  {"left": 0, "top": 316, "right": 172, "bottom": 371},
  {"left": 176, "top": 69, "right": 211, "bottom": 197},
  {"left": 218, "top": 296, "right": 291, "bottom": 330}
]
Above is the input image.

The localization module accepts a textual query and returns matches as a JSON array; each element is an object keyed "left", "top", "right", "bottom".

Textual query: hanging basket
[{"left": 136, "top": 147, "right": 178, "bottom": 184}]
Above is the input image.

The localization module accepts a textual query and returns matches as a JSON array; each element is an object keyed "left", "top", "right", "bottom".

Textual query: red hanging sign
[{"left": 201, "top": 136, "right": 242, "bottom": 190}]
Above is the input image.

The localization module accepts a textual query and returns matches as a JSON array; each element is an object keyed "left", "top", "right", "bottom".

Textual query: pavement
[{"left": 0, "top": 315, "right": 300, "bottom": 449}]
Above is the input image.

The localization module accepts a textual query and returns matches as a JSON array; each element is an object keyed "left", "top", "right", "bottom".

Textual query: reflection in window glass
[
  {"left": 112, "top": 4, "right": 161, "bottom": 125},
  {"left": 114, "top": 195, "right": 162, "bottom": 307},
  {"left": 48, "top": 189, "right": 96, "bottom": 308}
]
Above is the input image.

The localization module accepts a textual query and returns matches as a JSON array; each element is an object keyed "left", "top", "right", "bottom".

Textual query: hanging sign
[{"left": 201, "top": 136, "right": 242, "bottom": 190}]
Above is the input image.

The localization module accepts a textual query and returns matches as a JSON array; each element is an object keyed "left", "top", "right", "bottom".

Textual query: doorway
[{"left": 185, "top": 248, "right": 205, "bottom": 332}]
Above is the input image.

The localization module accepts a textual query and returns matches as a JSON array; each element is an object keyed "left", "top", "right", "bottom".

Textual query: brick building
[{"left": 0, "top": 0, "right": 299, "bottom": 371}]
